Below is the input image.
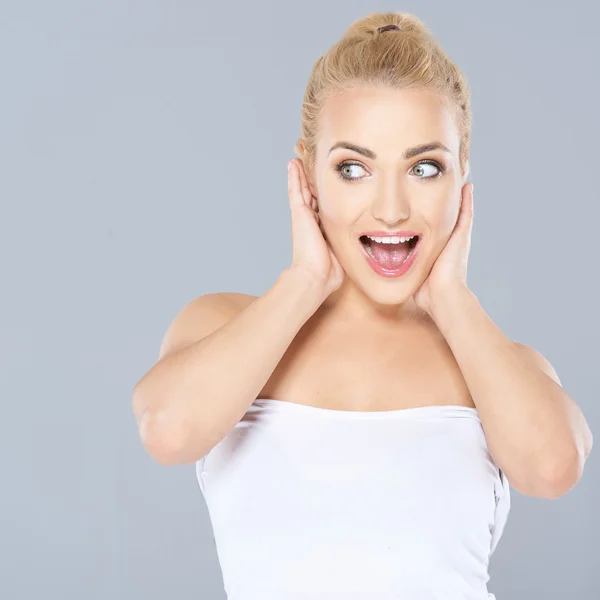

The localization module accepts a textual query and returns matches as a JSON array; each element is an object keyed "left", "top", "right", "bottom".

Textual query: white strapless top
[{"left": 196, "top": 399, "right": 511, "bottom": 600}]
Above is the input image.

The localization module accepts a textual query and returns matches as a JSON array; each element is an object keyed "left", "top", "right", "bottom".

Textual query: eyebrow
[{"left": 328, "top": 141, "right": 452, "bottom": 160}]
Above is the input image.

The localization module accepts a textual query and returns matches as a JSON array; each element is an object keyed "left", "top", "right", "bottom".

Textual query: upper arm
[
  {"left": 158, "top": 292, "right": 253, "bottom": 362},
  {"left": 132, "top": 292, "right": 255, "bottom": 461}
]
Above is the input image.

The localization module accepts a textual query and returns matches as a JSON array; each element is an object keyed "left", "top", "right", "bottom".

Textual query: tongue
[{"left": 369, "top": 240, "right": 410, "bottom": 268}]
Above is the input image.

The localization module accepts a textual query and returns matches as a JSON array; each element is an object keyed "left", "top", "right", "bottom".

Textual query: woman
[{"left": 132, "top": 11, "right": 593, "bottom": 599}]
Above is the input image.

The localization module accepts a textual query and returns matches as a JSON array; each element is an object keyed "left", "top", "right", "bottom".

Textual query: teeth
[{"left": 365, "top": 235, "right": 416, "bottom": 244}]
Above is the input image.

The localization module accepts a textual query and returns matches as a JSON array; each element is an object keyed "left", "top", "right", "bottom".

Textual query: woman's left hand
[{"left": 413, "top": 182, "right": 474, "bottom": 316}]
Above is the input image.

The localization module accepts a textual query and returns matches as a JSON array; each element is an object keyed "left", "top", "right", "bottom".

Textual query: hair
[{"left": 293, "top": 11, "right": 471, "bottom": 180}]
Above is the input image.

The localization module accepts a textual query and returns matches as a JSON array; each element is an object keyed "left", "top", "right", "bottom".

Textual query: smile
[{"left": 358, "top": 233, "right": 421, "bottom": 278}]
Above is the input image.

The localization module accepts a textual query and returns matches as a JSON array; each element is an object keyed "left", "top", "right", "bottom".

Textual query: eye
[
  {"left": 336, "top": 159, "right": 446, "bottom": 183},
  {"left": 334, "top": 161, "right": 368, "bottom": 183},
  {"left": 410, "top": 160, "right": 444, "bottom": 179}
]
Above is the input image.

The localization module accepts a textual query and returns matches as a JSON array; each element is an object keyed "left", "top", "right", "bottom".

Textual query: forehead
[{"left": 316, "top": 86, "right": 459, "bottom": 160}]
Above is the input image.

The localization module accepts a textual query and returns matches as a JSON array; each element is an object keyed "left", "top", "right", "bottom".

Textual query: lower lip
[{"left": 359, "top": 238, "right": 421, "bottom": 278}]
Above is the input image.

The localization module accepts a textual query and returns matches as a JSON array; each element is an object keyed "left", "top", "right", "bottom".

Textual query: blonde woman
[{"left": 132, "top": 11, "right": 593, "bottom": 599}]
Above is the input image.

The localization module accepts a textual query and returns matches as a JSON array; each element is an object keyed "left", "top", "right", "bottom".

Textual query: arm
[
  {"left": 132, "top": 268, "right": 324, "bottom": 466},
  {"left": 431, "top": 285, "right": 593, "bottom": 499}
]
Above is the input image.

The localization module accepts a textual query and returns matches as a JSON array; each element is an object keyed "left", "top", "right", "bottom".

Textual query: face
[{"left": 307, "top": 86, "right": 468, "bottom": 308}]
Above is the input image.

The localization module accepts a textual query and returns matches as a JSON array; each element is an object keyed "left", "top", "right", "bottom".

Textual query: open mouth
[{"left": 359, "top": 234, "right": 420, "bottom": 269}]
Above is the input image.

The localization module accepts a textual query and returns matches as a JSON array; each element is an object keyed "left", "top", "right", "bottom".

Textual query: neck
[{"left": 318, "top": 277, "right": 428, "bottom": 327}]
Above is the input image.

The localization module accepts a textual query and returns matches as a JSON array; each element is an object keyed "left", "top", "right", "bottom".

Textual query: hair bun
[
  {"left": 376, "top": 24, "right": 401, "bottom": 34},
  {"left": 342, "top": 12, "right": 430, "bottom": 40}
]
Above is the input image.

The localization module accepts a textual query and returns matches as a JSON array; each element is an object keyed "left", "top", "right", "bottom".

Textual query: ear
[
  {"left": 296, "top": 155, "right": 318, "bottom": 202},
  {"left": 294, "top": 140, "right": 320, "bottom": 201}
]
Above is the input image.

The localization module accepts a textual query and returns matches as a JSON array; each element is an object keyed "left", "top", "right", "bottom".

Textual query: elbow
[
  {"left": 537, "top": 444, "right": 588, "bottom": 500},
  {"left": 134, "top": 400, "right": 213, "bottom": 466},
  {"left": 131, "top": 385, "right": 216, "bottom": 466},
  {"left": 132, "top": 383, "right": 184, "bottom": 465},
  {"left": 137, "top": 409, "right": 187, "bottom": 466}
]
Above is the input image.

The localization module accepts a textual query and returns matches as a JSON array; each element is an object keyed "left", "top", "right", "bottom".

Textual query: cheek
[
  {"left": 321, "top": 205, "right": 356, "bottom": 227},
  {"left": 318, "top": 190, "right": 361, "bottom": 229},
  {"left": 316, "top": 172, "right": 368, "bottom": 221},
  {"left": 423, "top": 196, "right": 460, "bottom": 257},
  {"left": 440, "top": 204, "right": 460, "bottom": 235},
  {"left": 432, "top": 192, "right": 461, "bottom": 236}
]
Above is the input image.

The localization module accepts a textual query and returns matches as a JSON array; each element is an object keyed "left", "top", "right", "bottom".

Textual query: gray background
[{"left": 1, "top": 0, "right": 597, "bottom": 598}]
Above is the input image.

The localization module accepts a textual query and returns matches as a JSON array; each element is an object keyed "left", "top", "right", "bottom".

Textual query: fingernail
[{"left": 288, "top": 161, "right": 292, "bottom": 171}]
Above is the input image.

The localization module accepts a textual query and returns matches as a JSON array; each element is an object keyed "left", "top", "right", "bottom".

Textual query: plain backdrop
[{"left": 1, "top": 1, "right": 598, "bottom": 598}]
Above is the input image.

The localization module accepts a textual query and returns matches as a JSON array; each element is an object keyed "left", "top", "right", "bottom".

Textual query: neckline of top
[{"left": 252, "top": 398, "right": 480, "bottom": 420}]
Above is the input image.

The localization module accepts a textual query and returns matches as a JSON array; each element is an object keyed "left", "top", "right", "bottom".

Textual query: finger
[
  {"left": 456, "top": 183, "right": 473, "bottom": 233},
  {"left": 469, "top": 183, "right": 474, "bottom": 216},
  {"left": 294, "top": 159, "right": 319, "bottom": 213},
  {"left": 463, "top": 183, "right": 474, "bottom": 230},
  {"left": 287, "top": 161, "right": 305, "bottom": 209}
]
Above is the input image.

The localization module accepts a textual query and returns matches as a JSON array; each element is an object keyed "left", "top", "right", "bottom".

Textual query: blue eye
[
  {"left": 334, "top": 159, "right": 445, "bottom": 183},
  {"left": 411, "top": 160, "right": 444, "bottom": 179},
  {"left": 335, "top": 162, "right": 366, "bottom": 182}
]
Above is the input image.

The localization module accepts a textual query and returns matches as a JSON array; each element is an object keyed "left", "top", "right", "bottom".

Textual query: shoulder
[
  {"left": 158, "top": 292, "right": 257, "bottom": 361},
  {"left": 513, "top": 341, "right": 562, "bottom": 386}
]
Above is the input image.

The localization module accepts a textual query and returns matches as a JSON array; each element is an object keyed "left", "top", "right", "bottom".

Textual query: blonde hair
[{"left": 294, "top": 11, "right": 471, "bottom": 179}]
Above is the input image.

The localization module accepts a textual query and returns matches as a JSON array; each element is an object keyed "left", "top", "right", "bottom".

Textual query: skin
[
  {"left": 257, "top": 86, "right": 478, "bottom": 412},
  {"left": 259, "top": 85, "right": 591, "bottom": 497},
  {"left": 211, "top": 84, "right": 590, "bottom": 497},
  {"left": 304, "top": 85, "right": 469, "bottom": 326}
]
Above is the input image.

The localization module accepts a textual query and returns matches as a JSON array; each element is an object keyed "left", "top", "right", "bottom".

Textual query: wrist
[
  {"left": 279, "top": 267, "right": 327, "bottom": 309},
  {"left": 429, "top": 285, "right": 477, "bottom": 331}
]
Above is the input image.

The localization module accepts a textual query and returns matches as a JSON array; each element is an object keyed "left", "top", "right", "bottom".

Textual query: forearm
[
  {"left": 136, "top": 268, "right": 324, "bottom": 464},
  {"left": 431, "top": 286, "right": 591, "bottom": 498}
]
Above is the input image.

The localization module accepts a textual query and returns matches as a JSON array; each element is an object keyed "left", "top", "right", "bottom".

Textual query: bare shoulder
[{"left": 158, "top": 292, "right": 258, "bottom": 361}]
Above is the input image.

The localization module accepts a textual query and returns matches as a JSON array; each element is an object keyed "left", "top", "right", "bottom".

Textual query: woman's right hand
[{"left": 287, "top": 158, "right": 345, "bottom": 299}]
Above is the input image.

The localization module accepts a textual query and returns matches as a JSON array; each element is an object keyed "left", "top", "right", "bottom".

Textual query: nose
[{"left": 370, "top": 177, "right": 411, "bottom": 226}]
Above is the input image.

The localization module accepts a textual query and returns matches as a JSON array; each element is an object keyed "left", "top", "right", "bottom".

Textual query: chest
[
  {"left": 200, "top": 407, "right": 498, "bottom": 596},
  {"left": 258, "top": 319, "right": 474, "bottom": 411}
]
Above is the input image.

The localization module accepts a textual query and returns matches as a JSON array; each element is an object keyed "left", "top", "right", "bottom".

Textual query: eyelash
[{"left": 334, "top": 159, "right": 446, "bottom": 183}]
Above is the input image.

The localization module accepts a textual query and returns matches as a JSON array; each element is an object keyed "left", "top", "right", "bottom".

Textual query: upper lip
[{"left": 359, "top": 230, "right": 420, "bottom": 238}]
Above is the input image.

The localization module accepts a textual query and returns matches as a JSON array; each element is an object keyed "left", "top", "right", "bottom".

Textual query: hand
[
  {"left": 287, "top": 159, "right": 345, "bottom": 299},
  {"left": 413, "top": 182, "right": 474, "bottom": 316}
]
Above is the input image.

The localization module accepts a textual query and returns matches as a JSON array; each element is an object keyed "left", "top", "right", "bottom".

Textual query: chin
[
  {"left": 343, "top": 265, "right": 420, "bottom": 305},
  {"left": 362, "top": 283, "right": 419, "bottom": 306}
]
